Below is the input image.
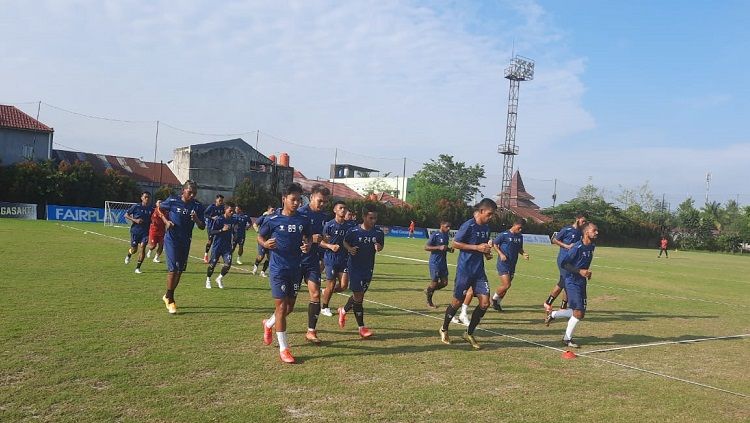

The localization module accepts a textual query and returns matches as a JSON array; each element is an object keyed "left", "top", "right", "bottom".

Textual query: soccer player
[
  {"left": 124, "top": 191, "right": 154, "bottom": 274},
  {"left": 439, "top": 198, "right": 496, "bottom": 349},
  {"left": 320, "top": 201, "right": 350, "bottom": 317},
  {"left": 658, "top": 236, "right": 669, "bottom": 258},
  {"left": 146, "top": 199, "right": 165, "bottom": 263},
  {"left": 203, "top": 194, "right": 225, "bottom": 263},
  {"left": 160, "top": 180, "right": 205, "bottom": 314},
  {"left": 205, "top": 202, "right": 235, "bottom": 289},
  {"left": 231, "top": 205, "right": 250, "bottom": 265},
  {"left": 259, "top": 183, "right": 311, "bottom": 364},
  {"left": 337, "top": 204, "right": 384, "bottom": 339},
  {"left": 543, "top": 212, "right": 587, "bottom": 313},
  {"left": 491, "top": 218, "right": 530, "bottom": 311},
  {"left": 545, "top": 222, "right": 598, "bottom": 348},
  {"left": 408, "top": 220, "right": 416, "bottom": 238},
  {"left": 424, "top": 220, "right": 454, "bottom": 308},
  {"left": 252, "top": 206, "right": 275, "bottom": 277},
  {"left": 297, "top": 184, "right": 331, "bottom": 344}
]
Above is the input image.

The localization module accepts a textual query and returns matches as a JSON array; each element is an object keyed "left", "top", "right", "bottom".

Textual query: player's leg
[
  {"left": 440, "top": 276, "right": 468, "bottom": 344},
  {"left": 457, "top": 287, "right": 472, "bottom": 325},
  {"left": 161, "top": 240, "right": 182, "bottom": 313},
  {"left": 236, "top": 239, "right": 245, "bottom": 264},
  {"left": 492, "top": 273, "right": 513, "bottom": 311},
  {"left": 425, "top": 266, "right": 440, "bottom": 308},
  {"left": 561, "top": 284, "right": 586, "bottom": 348},
  {"left": 205, "top": 250, "right": 219, "bottom": 288},
  {"left": 135, "top": 234, "right": 147, "bottom": 273},
  {"left": 147, "top": 234, "right": 155, "bottom": 258},
  {"left": 350, "top": 279, "right": 372, "bottom": 338},
  {"left": 305, "top": 269, "right": 323, "bottom": 344},
  {"left": 463, "top": 278, "right": 490, "bottom": 349},
  {"left": 203, "top": 232, "right": 212, "bottom": 263},
  {"left": 261, "top": 256, "right": 270, "bottom": 277},
  {"left": 321, "top": 264, "right": 337, "bottom": 316},
  {"left": 126, "top": 232, "right": 137, "bottom": 264},
  {"left": 214, "top": 252, "right": 231, "bottom": 288},
  {"left": 252, "top": 244, "right": 264, "bottom": 274},
  {"left": 153, "top": 238, "right": 164, "bottom": 262}
]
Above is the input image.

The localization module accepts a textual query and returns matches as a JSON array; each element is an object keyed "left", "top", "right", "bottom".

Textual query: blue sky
[{"left": 1, "top": 0, "right": 748, "bottom": 208}]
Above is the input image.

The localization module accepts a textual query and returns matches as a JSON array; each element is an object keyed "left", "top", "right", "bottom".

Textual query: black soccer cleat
[
  {"left": 562, "top": 338, "right": 579, "bottom": 348},
  {"left": 491, "top": 299, "right": 501, "bottom": 311}
]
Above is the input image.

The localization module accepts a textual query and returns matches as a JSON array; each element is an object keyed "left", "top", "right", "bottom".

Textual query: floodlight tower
[{"left": 498, "top": 55, "right": 534, "bottom": 209}]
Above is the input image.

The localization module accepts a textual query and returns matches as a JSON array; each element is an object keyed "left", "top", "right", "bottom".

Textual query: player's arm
[
  {"left": 424, "top": 235, "right": 443, "bottom": 252},
  {"left": 375, "top": 232, "right": 384, "bottom": 252},
  {"left": 257, "top": 221, "right": 276, "bottom": 250},
  {"left": 551, "top": 230, "right": 571, "bottom": 249},
  {"left": 192, "top": 206, "right": 206, "bottom": 230},
  {"left": 208, "top": 220, "right": 227, "bottom": 236},
  {"left": 452, "top": 240, "right": 491, "bottom": 254},
  {"left": 159, "top": 203, "right": 173, "bottom": 229},
  {"left": 343, "top": 234, "right": 358, "bottom": 256},
  {"left": 320, "top": 231, "right": 339, "bottom": 252}
]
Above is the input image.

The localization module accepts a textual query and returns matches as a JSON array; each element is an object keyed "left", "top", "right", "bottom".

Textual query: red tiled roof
[
  {"left": 0, "top": 105, "right": 53, "bottom": 132},
  {"left": 294, "top": 175, "right": 363, "bottom": 200},
  {"left": 510, "top": 206, "right": 553, "bottom": 224},
  {"left": 374, "top": 192, "right": 411, "bottom": 208},
  {"left": 52, "top": 149, "right": 181, "bottom": 186}
]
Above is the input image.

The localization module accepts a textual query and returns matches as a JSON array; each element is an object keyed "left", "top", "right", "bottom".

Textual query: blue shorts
[
  {"left": 453, "top": 272, "right": 490, "bottom": 299},
  {"left": 497, "top": 261, "right": 517, "bottom": 276},
  {"left": 270, "top": 268, "right": 302, "bottom": 299},
  {"left": 564, "top": 279, "right": 587, "bottom": 311},
  {"left": 429, "top": 264, "right": 449, "bottom": 281},
  {"left": 130, "top": 230, "right": 148, "bottom": 247},
  {"left": 324, "top": 262, "right": 347, "bottom": 281},
  {"left": 233, "top": 236, "right": 245, "bottom": 247},
  {"left": 257, "top": 243, "right": 267, "bottom": 256},
  {"left": 557, "top": 273, "right": 566, "bottom": 289},
  {"left": 349, "top": 272, "right": 371, "bottom": 293},
  {"left": 165, "top": 239, "right": 191, "bottom": 273},
  {"left": 302, "top": 265, "right": 322, "bottom": 284},
  {"left": 209, "top": 250, "right": 232, "bottom": 267}
]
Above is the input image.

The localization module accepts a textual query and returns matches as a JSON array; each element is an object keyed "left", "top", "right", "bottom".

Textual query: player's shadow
[{"left": 176, "top": 305, "right": 268, "bottom": 314}]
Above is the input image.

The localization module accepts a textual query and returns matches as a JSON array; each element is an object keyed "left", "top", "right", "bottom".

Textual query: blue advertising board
[
  {"left": 46, "top": 205, "right": 128, "bottom": 224},
  {"left": 376, "top": 225, "right": 427, "bottom": 239}
]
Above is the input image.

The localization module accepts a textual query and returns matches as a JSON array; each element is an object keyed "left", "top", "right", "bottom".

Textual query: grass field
[{"left": 1, "top": 219, "right": 748, "bottom": 422}]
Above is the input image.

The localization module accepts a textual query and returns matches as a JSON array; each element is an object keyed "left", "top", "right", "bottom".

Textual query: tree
[
  {"left": 412, "top": 154, "right": 485, "bottom": 203},
  {"left": 231, "top": 177, "right": 278, "bottom": 216},
  {"left": 363, "top": 178, "right": 398, "bottom": 196}
]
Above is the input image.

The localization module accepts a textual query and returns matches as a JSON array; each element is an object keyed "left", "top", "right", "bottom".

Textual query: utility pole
[{"left": 552, "top": 178, "right": 557, "bottom": 208}]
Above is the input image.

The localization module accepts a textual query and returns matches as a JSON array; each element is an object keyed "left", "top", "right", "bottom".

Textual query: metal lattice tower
[{"left": 498, "top": 55, "right": 534, "bottom": 209}]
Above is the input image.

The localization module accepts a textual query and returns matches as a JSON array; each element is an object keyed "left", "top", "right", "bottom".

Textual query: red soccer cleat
[
  {"left": 279, "top": 349, "right": 296, "bottom": 364},
  {"left": 337, "top": 307, "right": 347, "bottom": 329},
  {"left": 262, "top": 319, "right": 273, "bottom": 346},
  {"left": 358, "top": 327, "right": 374, "bottom": 339}
]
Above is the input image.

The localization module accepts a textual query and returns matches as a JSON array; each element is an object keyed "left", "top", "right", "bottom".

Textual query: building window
[{"left": 22, "top": 144, "right": 34, "bottom": 159}]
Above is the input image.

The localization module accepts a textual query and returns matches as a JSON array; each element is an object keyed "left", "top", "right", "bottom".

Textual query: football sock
[
  {"left": 564, "top": 316, "right": 580, "bottom": 341},
  {"left": 165, "top": 289, "right": 174, "bottom": 302},
  {"left": 492, "top": 293, "right": 500, "bottom": 301},
  {"left": 277, "top": 331, "right": 288, "bottom": 351},
  {"left": 561, "top": 299, "right": 568, "bottom": 309},
  {"left": 262, "top": 260, "right": 269, "bottom": 272},
  {"left": 206, "top": 264, "right": 215, "bottom": 277},
  {"left": 322, "top": 302, "right": 329, "bottom": 310},
  {"left": 426, "top": 287, "right": 435, "bottom": 303},
  {"left": 344, "top": 296, "right": 355, "bottom": 312},
  {"left": 205, "top": 243, "right": 211, "bottom": 254},
  {"left": 136, "top": 260, "right": 143, "bottom": 269},
  {"left": 442, "top": 304, "right": 458, "bottom": 331},
  {"left": 461, "top": 304, "right": 469, "bottom": 314},
  {"left": 467, "top": 306, "right": 487, "bottom": 335},
  {"left": 551, "top": 308, "right": 573, "bottom": 319},
  {"left": 254, "top": 257, "right": 262, "bottom": 265},
  {"left": 353, "top": 302, "right": 365, "bottom": 327},
  {"left": 265, "top": 314, "right": 276, "bottom": 328},
  {"left": 220, "top": 265, "right": 230, "bottom": 276},
  {"left": 308, "top": 302, "right": 321, "bottom": 329},
  {"left": 545, "top": 295, "right": 556, "bottom": 306}
]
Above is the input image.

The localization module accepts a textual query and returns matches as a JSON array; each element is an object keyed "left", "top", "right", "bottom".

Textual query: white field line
[
  {"left": 61, "top": 225, "right": 749, "bottom": 398},
  {"left": 578, "top": 334, "right": 750, "bottom": 355},
  {"left": 383, "top": 252, "right": 748, "bottom": 309}
]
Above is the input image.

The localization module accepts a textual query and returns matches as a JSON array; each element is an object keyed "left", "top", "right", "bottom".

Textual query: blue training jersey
[
  {"left": 126, "top": 203, "right": 154, "bottom": 234},
  {"left": 204, "top": 203, "right": 225, "bottom": 228},
  {"left": 561, "top": 240, "right": 596, "bottom": 285},
  {"left": 493, "top": 230, "right": 524, "bottom": 265},
  {"left": 454, "top": 217, "right": 491, "bottom": 278},
  {"left": 209, "top": 215, "right": 233, "bottom": 254},
  {"left": 232, "top": 213, "right": 249, "bottom": 238},
  {"left": 345, "top": 225, "right": 385, "bottom": 280},
  {"left": 298, "top": 204, "right": 329, "bottom": 268},
  {"left": 323, "top": 218, "right": 350, "bottom": 267},
  {"left": 555, "top": 225, "right": 582, "bottom": 264},
  {"left": 161, "top": 196, "right": 205, "bottom": 244},
  {"left": 427, "top": 231, "right": 451, "bottom": 270},
  {"left": 259, "top": 212, "right": 312, "bottom": 272}
]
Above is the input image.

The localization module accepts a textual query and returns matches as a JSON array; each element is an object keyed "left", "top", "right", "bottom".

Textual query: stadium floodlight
[{"left": 498, "top": 55, "right": 534, "bottom": 209}]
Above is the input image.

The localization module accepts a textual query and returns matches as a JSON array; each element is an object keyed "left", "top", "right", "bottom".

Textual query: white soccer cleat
[
  {"left": 124, "top": 256, "right": 130, "bottom": 264},
  {"left": 451, "top": 316, "right": 460, "bottom": 324},
  {"left": 320, "top": 308, "right": 333, "bottom": 317},
  {"left": 134, "top": 268, "right": 142, "bottom": 274},
  {"left": 216, "top": 276, "right": 224, "bottom": 289},
  {"left": 153, "top": 255, "right": 161, "bottom": 263},
  {"left": 205, "top": 278, "right": 212, "bottom": 289},
  {"left": 260, "top": 271, "right": 267, "bottom": 278},
  {"left": 458, "top": 313, "right": 470, "bottom": 326},
  {"left": 146, "top": 250, "right": 151, "bottom": 258},
  {"left": 251, "top": 265, "right": 258, "bottom": 275},
  {"left": 236, "top": 258, "right": 243, "bottom": 265}
]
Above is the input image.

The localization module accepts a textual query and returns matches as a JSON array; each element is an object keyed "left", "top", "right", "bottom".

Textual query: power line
[{"left": 41, "top": 102, "right": 155, "bottom": 124}]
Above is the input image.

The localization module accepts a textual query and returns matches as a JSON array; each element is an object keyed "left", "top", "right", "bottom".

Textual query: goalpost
[{"left": 104, "top": 201, "right": 137, "bottom": 227}]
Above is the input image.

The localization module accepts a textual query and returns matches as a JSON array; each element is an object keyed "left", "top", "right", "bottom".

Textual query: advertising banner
[
  {"left": 377, "top": 225, "right": 427, "bottom": 239},
  {"left": 0, "top": 202, "right": 37, "bottom": 220},
  {"left": 46, "top": 205, "right": 128, "bottom": 224}
]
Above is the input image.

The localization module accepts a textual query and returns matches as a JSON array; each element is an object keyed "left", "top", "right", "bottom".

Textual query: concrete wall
[
  {"left": 329, "top": 176, "right": 414, "bottom": 201},
  {"left": 0, "top": 128, "right": 52, "bottom": 165}
]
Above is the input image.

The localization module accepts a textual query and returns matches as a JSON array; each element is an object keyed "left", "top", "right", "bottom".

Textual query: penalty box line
[
  {"left": 577, "top": 334, "right": 750, "bottom": 355},
  {"left": 378, "top": 252, "right": 749, "bottom": 398}
]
